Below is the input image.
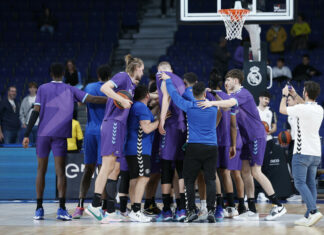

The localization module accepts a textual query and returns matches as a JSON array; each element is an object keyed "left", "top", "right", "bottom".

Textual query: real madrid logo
[{"left": 247, "top": 66, "right": 262, "bottom": 86}]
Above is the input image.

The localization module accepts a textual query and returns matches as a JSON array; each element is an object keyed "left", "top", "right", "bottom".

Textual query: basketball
[
  {"left": 113, "top": 90, "right": 133, "bottom": 109},
  {"left": 278, "top": 130, "right": 292, "bottom": 146},
  {"left": 262, "top": 121, "right": 270, "bottom": 133}
]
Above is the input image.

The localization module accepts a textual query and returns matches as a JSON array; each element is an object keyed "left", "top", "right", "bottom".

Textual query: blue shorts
[{"left": 84, "top": 133, "right": 102, "bottom": 165}]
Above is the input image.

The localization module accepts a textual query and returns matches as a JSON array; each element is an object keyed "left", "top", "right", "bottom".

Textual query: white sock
[{"left": 200, "top": 200, "right": 207, "bottom": 210}]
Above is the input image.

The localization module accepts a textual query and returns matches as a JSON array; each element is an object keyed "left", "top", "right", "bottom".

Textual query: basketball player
[
  {"left": 256, "top": 91, "right": 277, "bottom": 202},
  {"left": 156, "top": 62, "right": 186, "bottom": 222},
  {"left": 280, "top": 82, "right": 323, "bottom": 226},
  {"left": 144, "top": 82, "right": 162, "bottom": 216},
  {"left": 209, "top": 69, "right": 246, "bottom": 217},
  {"left": 72, "top": 64, "right": 111, "bottom": 219},
  {"left": 125, "top": 85, "right": 159, "bottom": 222},
  {"left": 23, "top": 63, "right": 107, "bottom": 220},
  {"left": 198, "top": 69, "right": 286, "bottom": 221},
  {"left": 160, "top": 73, "right": 219, "bottom": 223},
  {"left": 86, "top": 54, "right": 144, "bottom": 223}
]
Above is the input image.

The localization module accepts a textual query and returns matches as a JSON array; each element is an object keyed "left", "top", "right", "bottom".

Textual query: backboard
[{"left": 179, "top": 0, "right": 296, "bottom": 24}]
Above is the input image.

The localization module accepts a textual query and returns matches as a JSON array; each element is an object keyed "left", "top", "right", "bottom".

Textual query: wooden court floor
[{"left": 0, "top": 202, "right": 324, "bottom": 235}]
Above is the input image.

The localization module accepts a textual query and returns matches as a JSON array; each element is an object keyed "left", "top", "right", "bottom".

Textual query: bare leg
[
  {"left": 36, "top": 157, "right": 49, "bottom": 199},
  {"left": 232, "top": 170, "right": 244, "bottom": 198},
  {"left": 79, "top": 164, "right": 95, "bottom": 198},
  {"left": 220, "top": 169, "right": 233, "bottom": 193},
  {"left": 145, "top": 173, "right": 160, "bottom": 199},
  {"left": 54, "top": 156, "right": 66, "bottom": 198},
  {"left": 251, "top": 165, "right": 275, "bottom": 196},
  {"left": 134, "top": 177, "right": 150, "bottom": 203},
  {"left": 129, "top": 179, "right": 137, "bottom": 204},
  {"left": 94, "top": 155, "right": 116, "bottom": 194},
  {"left": 197, "top": 171, "right": 206, "bottom": 200},
  {"left": 241, "top": 160, "right": 254, "bottom": 198}
]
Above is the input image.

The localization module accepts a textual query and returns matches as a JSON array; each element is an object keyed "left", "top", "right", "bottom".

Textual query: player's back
[
  {"left": 231, "top": 87, "right": 265, "bottom": 143},
  {"left": 36, "top": 81, "right": 87, "bottom": 138},
  {"left": 84, "top": 81, "right": 106, "bottom": 134}
]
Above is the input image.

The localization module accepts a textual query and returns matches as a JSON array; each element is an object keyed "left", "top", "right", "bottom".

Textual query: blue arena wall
[{"left": 0, "top": 148, "right": 56, "bottom": 200}]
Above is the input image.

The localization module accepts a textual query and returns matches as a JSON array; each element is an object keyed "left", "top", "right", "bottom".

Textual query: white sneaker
[
  {"left": 286, "top": 194, "right": 302, "bottom": 202},
  {"left": 307, "top": 212, "right": 323, "bottom": 226},
  {"left": 265, "top": 205, "right": 287, "bottom": 221},
  {"left": 294, "top": 216, "right": 309, "bottom": 226},
  {"left": 257, "top": 193, "right": 268, "bottom": 202},
  {"left": 197, "top": 208, "right": 208, "bottom": 221},
  {"left": 233, "top": 210, "right": 259, "bottom": 221},
  {"left": 85, "top": 204, "right": 104, "bottom": 221},
  {"left": 100, "top": 211, "right": 123, "bottom": 224},
  {"left": 129, "top": 210, "right": 151, "bottom": 223},
  {"left": 225, "top": 207, "right": 239, "bottom": 218}
]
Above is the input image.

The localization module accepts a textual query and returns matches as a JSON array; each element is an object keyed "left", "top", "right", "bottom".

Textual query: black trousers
[{"left": 183, "top": 143, "right": 217, "bottom": 211}]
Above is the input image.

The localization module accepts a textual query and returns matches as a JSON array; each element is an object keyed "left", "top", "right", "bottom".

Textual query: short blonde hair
[{"left": 157, "top": 61, "right": 172, "bottom": 72}]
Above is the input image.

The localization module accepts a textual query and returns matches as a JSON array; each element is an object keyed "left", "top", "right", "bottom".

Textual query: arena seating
[
  {"left": 0, "top": 0, "right": 139, "bottom": 100},
  {"left": 152, "top": 0, "right": 324, "bottom": 137}
]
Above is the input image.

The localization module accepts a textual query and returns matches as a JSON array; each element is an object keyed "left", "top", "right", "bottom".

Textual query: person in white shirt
[
  {"left": 285, "top": 95, "right": 302, "bottom": 202},
  {"left": 272, "top": 58, "right": 292, "bottom": 83},
  {"left": 20, "top": 82, "right": 39, "bottom": 144},
  {"left": 257, "top": 91, "right": 277, "bottom": 201},
  {"left": 280, "top": 81, "right": 323, "bottom": 227}
]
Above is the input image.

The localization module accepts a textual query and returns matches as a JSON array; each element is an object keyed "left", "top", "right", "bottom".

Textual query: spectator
[
  {"left": 292, "top": 54, "right": 321, "bottom": 81},
  {"left": 285, "top": 95, "right": 302, "bottom": 202},
  {"left": 64, "top": 60, "right": 83, "bottom": 89},
  {"left": 290, "top": 14, "right": 311, "bottom": 51},
  {"left": 39, "top": 7, "right": 56, "bottom": 35},
  {"left": 67, "top": 112, "right": 83, "bottom": 153},
  {"left": 0, "top": 86, "right": 21, "bottom": 144},
  {"left": 266, "top": 24, "right": 287, "bottom": 54},
  {"left": 272, "top": 58, "right": 292, "bottom": 83},
  {"left": 19, "top": 82, "right": 39, "bottom": 144},
  {"left": 214, "top": 37, "right": 231, "bottom": 77}
]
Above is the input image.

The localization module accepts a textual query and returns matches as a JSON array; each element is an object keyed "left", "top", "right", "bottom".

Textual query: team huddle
[{"left": 24, "top": 54, "right": 288, "bottom": 223}]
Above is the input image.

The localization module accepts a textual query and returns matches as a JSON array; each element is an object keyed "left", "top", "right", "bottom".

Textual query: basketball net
[{"left": 219, "top": 1, "right": 250, "bottom": 40}]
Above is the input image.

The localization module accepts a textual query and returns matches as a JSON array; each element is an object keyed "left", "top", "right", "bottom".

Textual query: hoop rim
[{"left": 218, "top": 9, "right": 250, "bottom": 15}]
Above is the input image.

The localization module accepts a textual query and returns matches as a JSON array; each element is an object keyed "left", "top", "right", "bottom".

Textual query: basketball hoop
[{"left": 219, "top": 7, "right": 250, "bottom": 40}]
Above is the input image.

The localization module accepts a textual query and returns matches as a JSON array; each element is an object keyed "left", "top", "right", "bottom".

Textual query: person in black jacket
[
  {"left": 293, "top": 54, "right": 322, "bottom": 81},
  {"left": 0, "top": 86, "right": 21, "bottom": 144}
]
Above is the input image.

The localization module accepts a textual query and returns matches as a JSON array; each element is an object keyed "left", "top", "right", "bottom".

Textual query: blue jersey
[
  {"left": 125, "top": 102, "right": 155, "bottom": 156},
  {"left": 166, "top": 79, "right": 218, "bottom": 145},
  {"left": 84, "top": 81, "right": 106, "bottom": 135},
  {"left": 182, "top": 87, "right": 194, "bottom": 101}
]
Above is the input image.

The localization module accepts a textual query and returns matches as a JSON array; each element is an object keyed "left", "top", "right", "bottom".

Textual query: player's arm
[
  {"left": 22, "top": 105, "right": 40, "bottom": 148},
  {"left": 288, "top": 86, "right": 305, "bottom": 104},
  {"left": 197, "top": 98, "right": 237, "bottom": 109},
  {"left": 216, "top": 109, "right": 222, "bottom": 127},
  {"left": 100, "top": 80, "right": 132, "bottom": 108},
  {"left": 268, "top": 112, "right": 277, "bottom": 135},
  {"left": 229, "top": 114, "right": 237, "bottom": 159},
  {"left": 140, "top": 119, "right": 160, "bottom": 134},
  {"left": 84, "top": 94, "right": 107, "bottom": 104},
  {"left": 163, "top": 76, "right": 191, "bottom": 112},
  {"left": 159, "top": 80, "right": 171, "bottom": 134},
  {"left": 280, "top": 85, "right": 291, "bottom": 115}
]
